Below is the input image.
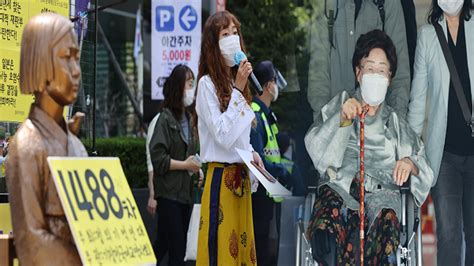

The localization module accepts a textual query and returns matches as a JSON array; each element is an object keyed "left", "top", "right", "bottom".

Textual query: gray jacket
[
  {"left": 305, "top": 91, "right": 433, "bottom": 228},
  {"left": 307, "top": 0, "right": 410, "bottom": 120},
  {"left": 407, "top": 18, "right": 474, "bottom": 184}
]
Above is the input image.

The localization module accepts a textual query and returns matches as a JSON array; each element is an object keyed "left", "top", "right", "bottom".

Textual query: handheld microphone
[{"left": 234, "top": 51, "right": 263, "bottom": 95}]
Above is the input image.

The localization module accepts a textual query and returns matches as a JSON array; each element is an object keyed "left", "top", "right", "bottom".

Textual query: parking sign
[
  {"left": 155, "top": 6, "right": 174, "bottom": 32},
  {"left": 152, "top": 0, "right": 201, "bottom": 100}
]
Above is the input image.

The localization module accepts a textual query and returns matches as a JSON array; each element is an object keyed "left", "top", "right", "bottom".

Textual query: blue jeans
[{"left": 432, "top": 151, "right": 474, "bottom": 266}]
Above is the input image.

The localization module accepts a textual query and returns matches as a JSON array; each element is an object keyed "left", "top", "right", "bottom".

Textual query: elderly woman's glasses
[{"left": 360, "top": 63, "right": 390, "bottom": 78}]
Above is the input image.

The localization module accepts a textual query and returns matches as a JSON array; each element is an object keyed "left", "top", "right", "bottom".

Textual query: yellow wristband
[{"left": 340, "top": 119, "right": 353, "bottom": 127}]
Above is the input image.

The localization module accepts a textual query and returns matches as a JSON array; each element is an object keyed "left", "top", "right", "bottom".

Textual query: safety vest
[
  {"left": 0, "top": 156, "right": 5, "bottom": 178},
  {"left": 252, "top": 102, "right": 284, "bottom": 202},
  {"left": 281, "top": 157, "right": 294, "bottom": 175},
  {"left": 251, "top": 102, "right": 281, "bottom": 163}
]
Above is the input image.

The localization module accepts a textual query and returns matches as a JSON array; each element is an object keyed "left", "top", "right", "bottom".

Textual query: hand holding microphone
[
  {"left": 235, "top": 59, "right": 252, "bottom": 92},
  {"left": 233, "top": 51, "right": 263, "bottom": 95}
]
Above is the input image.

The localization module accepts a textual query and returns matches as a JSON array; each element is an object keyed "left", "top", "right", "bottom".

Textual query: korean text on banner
[
  {"left": 151, "top": 0, "right": 201, "bottom": 100},
  {"left": 0, "top": 0, "right": 69, "bottom": 122},
  {"left": 47, "top": 157, "right": 156, "bottom": 266}
]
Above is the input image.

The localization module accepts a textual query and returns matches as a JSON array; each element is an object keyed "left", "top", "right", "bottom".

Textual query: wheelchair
[{"left": 295, "top": 180, "right": 423, "bottom": 266}]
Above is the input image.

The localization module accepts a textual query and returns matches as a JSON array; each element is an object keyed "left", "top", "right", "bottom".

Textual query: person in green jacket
[{"left": 149, "top": 64, "right": 201, "bottom": 266}]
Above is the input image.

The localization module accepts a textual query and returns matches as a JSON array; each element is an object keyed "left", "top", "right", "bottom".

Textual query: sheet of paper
[{"left": 235, "top": 148, "right": 292, "bottom": 197}]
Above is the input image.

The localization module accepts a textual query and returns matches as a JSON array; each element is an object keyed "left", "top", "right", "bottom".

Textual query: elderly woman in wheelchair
[{"left": 304, "top": 29, "right": 433, "bottom": 265}]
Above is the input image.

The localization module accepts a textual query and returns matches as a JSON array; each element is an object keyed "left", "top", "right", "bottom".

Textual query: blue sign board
[
  {"left": 179, "top": 5, "right": 198, "bottom": 31},
  {"left": 155, "top": 6, "right": 174, "bottom": 32}
]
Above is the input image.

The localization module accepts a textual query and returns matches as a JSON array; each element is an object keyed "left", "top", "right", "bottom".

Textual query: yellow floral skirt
[{"left": 197, "top": 162, "right": 257, "bottom": 266}]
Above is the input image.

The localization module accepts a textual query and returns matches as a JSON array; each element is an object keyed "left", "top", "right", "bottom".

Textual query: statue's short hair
[{"left": 20, "top": 13, "right": 74, "bottom": 94}]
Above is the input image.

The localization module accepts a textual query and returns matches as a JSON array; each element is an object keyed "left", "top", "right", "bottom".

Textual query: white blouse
[{"left": 196, "top": 75, "right": 255, "bottom": 163}]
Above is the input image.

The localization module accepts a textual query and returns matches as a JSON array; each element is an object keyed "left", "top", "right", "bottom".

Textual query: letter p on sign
[{"left": 156, "top": 6, "right": 174, "bottom": 32}]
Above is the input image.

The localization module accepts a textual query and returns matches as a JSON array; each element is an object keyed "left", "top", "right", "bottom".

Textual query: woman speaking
[{"left": 195, "top": 10, "right": 264, "bottom": 266}]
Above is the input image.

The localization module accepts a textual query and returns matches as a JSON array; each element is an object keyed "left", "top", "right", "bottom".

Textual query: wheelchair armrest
[{"left": 399, "top": 176, "right": 411, "bottom": 194}]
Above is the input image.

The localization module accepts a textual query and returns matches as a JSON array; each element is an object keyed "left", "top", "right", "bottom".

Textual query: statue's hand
[{"left": 67, "top": 112, "right": 85, "bottom": 136}]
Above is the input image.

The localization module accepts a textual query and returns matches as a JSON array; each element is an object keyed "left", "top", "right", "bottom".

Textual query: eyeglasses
[{"left": 360, "top": 63, "right": 391, "bottom": 78}]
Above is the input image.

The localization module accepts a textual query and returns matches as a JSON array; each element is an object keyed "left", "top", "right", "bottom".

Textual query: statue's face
[{"left": 46, "top": 30, "right": 81, "bottom": 106}]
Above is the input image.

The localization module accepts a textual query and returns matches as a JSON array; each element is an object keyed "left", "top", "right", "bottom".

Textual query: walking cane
[{"left": 359, "top": 105, "right": 369, "bottom": 265}]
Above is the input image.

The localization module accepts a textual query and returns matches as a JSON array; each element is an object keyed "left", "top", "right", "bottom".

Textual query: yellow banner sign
[
  {"left": 0, "top": 0, "right": 69, "bottom": 122},
  {"left": 47, "top": 157, "right": 156, "bottom": 266},
  {"left": 0, "top": 203, "right": 12, "bottom": 234}
]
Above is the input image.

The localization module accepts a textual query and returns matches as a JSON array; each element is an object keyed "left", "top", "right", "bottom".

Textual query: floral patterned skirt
[
  {"left": 197, "top": 162, "right": 257, "bottom": 266},
  {"left": 307, "top": 178, "right": 400, "bottom": 265}
]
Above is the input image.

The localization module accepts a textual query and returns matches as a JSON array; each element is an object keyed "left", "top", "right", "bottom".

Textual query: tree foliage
[{"left": 227, "top": 0, "right": 311, "bottom": 132}]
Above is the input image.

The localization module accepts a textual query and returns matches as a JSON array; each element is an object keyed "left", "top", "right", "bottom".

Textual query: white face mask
[
  {"left": 270, "top": 83, "right": 279, "bottom": 102},
  {"left": 360, "top": 73, "right": 389, "bottom": 107},
  {"left": 183, "top": 87, "right": 195, "bottom": 107},
  {"left": 219, "top": 35, "right": 242, "bottom": 67},
  {"left": 438, "top": 0, "right": 464, "bottom": 17}
]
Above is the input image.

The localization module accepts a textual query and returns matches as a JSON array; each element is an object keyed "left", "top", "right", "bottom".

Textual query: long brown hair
[{"left": 197, "top": 11, "right": 252, "bottom": 111}]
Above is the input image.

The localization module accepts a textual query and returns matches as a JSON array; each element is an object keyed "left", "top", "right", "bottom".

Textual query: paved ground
[{"left": 423, "top": 233, "right": 436, "bottom": 266}]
